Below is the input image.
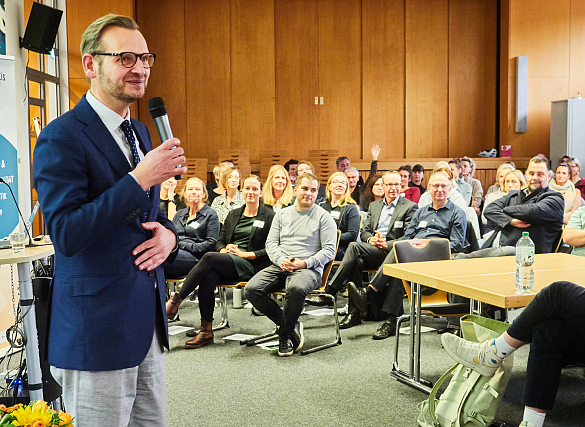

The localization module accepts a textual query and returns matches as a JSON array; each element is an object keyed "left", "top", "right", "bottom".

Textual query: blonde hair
[
  {"left": 433, "top": 161, "right": 454, "bottom": 180},
  {"left": 220, "top": 167, "right": 241, "bottom": 190},
  {"left": 263, "top": 165, "right": 293, "bottom": 207},
  {"left": 496, "top": 163, "right": 515, "bottom": 189},
  {"left": 325, "top": 172, "right": 357, "bottom": 205},
  {"left": 297, "top": 160, "right": 315, "bottom": 173},
  {"left": 184, "top": 177, "right": 208, "bottom": 203},
  {"left": 503, "top": 169, "right": 527, "bottom": 191}
]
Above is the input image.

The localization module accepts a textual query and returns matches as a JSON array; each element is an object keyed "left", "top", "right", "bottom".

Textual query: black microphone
[{"left": 148, "top": 97, "right": 182, "bottom": 180}]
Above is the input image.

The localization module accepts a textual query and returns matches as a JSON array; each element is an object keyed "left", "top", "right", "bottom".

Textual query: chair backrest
[
  {"left": 218, "top": 149, "right": 252, "bottom": 179},
  {"left": 176, "top": 157, "right": 208, "bottom": 194},
  {"left": 393, "top": 238, "right": 451, "bottom": 298},
  {"left": 393, "top": 238, "right": 451, "bottom": 264},
  {"left": 309, "top": 149, "right": 338, "bottom": 185},
  {"left": 260, "top": 149, "right": 292, "bottom": 180}
]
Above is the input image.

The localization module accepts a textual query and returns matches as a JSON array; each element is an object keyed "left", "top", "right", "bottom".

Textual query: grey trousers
[
  {"left": 246, "top": 265, "right": 321, "bottom": 337},
  {"left": 51, "top": 330, "right": 166, "bottom": 427}
]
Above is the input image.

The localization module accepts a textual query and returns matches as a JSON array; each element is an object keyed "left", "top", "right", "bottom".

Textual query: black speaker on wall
[{"left": 20, "top": 2, "right": 63, "bottom": 55}]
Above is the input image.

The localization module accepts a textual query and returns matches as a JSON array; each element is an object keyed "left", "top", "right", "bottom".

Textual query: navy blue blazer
[{"left": 33, "top": 96, "right": 175, "bottom": 371}]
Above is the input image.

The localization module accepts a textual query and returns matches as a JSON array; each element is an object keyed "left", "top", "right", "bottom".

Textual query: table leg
[{"left": 16, "top": 261, "right": 44, "bottom": 402}]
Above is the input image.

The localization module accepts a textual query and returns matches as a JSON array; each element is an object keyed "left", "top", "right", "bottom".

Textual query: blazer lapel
[
  {"left": 386, "top": 197, "right": 405, "bottom": 234},
  {"left": 75, "top": 97, "right": 132, "bottom": 179}
]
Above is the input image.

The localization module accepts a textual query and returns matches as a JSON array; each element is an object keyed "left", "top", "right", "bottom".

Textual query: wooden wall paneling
[
  {"left": 137, "top": 0, "right": 186, "bottom": 148},
  {"left": 507, "top": 0, "right": 571, "bottom": 157},
  {"left": 570, "top": 1, "right": 585, "bottom": 97},
  {"left": 362, "top": 0, "right": 405, "bottom": 159},
  {"left": 499, "top": 0, "right": 511, "bottom": 150},
  {"left": 318, "top": 0, "right": 362, "bottom": 160},
  {"left": 230, "top": 0, "right": 276, "bottom": 164},
  {"left": 66, "top": 0, "right": 134, "bottom": 110},
  {"left": 448, "top": 0, "right": 498, "bottom": 158},
  {"left": 274, "top": 0, "right": 319, "bottom": 161},
  {"left": 184, "top": 0, "right": 231, "bottom": 160},
  {"left": 405, "top": 0, "right": 449, "bottom": 158}
]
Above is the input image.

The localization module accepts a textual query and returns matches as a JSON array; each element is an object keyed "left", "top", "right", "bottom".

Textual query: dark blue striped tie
[{"left": 120, "top": 120, "right": 149, "bottom": 221}]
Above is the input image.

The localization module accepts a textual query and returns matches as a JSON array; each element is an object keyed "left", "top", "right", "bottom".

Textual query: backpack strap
[{"left": 427, "top": 363, "right": 459, "bottom": 426}]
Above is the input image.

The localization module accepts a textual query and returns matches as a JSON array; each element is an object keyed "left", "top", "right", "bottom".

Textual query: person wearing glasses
[
  {"left": 331, "top": 172, "right": 466, "bottom": 339},
  {"left": 317, "top": 172, "right": 360, "bottom": 260},
  {"left": 32, "top": 14, "right": 185, "bottom": 425},
  {"left": 310, "top": 172, "right": 417, "bottom": 329}
]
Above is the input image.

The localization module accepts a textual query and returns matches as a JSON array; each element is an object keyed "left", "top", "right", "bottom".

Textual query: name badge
[
  {"left": 419, "top": 220, "right": 428, "bottom": 228},
  {"left": 253, "top": 220, "right": 265, "bottom": 228},
  {"left": 281, "top": 228, "right": 290, "bottom": 235},
  {"left": 394, "top": 221, "right": 404, "bottom": 228},
  {"left": 330, "top": 211, "right": 341, "bottom": 219}
]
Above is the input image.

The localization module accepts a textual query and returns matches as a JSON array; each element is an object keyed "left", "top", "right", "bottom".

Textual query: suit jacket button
[{"left": 148, "top": 271, "right": 155, "bottom": 277}]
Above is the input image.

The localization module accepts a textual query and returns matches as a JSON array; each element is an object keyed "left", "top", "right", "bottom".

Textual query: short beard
[{"left": 98, "top": 65, "right": 144, "bottom": 104}]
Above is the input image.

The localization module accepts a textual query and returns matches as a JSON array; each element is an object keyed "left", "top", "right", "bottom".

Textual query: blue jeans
[{"left": 245, "top": 265, "right": 321, "bottom": 337}]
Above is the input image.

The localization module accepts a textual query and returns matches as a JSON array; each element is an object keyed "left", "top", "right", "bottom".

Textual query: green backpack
[{"left": 417, "top": 315, "right": 514, "bottom": 427}]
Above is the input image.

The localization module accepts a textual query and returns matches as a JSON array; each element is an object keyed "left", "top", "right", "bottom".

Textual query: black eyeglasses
[{"left": 91, "top": 52, "right": 156, "bottom": 69}]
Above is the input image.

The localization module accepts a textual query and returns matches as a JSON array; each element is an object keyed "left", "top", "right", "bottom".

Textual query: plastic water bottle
[{"left": 515, "top": 231, "right": 535, "bottom": 292}]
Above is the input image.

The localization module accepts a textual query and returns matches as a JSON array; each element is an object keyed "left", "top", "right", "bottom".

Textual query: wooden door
[{"left": 274, "top": 0, "right": 320, "bottom": 161}]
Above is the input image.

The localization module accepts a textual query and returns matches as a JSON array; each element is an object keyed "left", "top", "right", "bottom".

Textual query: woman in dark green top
[{"left": 166, "top": 175, "right": 275, "bottom": 349}]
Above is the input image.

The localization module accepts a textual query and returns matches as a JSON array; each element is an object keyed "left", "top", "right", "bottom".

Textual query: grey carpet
[{"left": 165, "top": 292, "right": 585, "bottom": 427}]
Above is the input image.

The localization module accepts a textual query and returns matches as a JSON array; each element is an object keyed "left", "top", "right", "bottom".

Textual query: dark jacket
[
  {"left": 317, "top": 200, "right": 360, "bottom": 259},
  {"left": 173, "top": 204, "right": 220, "bottom": 256},
  {"left": 361, "top": 197, "right": 418, "bottom": 245},
  {"left": 217, "top": 203, "right": 276, "bottom": 273},
  {"left": 483, "top": 187, "right": 564, "bottom": 253}
]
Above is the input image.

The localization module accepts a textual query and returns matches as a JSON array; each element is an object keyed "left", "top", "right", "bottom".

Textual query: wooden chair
[
  {"left": 244, "top": 230, "right": 342, "bottom": 355},
  {"left": 260, "top": 149, "right": 292, "bottom": 180},
  {"left": 218, "top": 149, "right": 251, "bottom": 178},
  {"left": 391, "top": 239, "right": 469, "bottom": 388},
  {"left": 176, "top": 157, "right": 208, "bottom": 194},
  {"left": 309, "top": 149, "right": 338, "bottom": 185}
]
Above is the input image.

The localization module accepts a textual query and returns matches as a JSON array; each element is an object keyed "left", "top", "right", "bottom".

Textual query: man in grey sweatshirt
[{"left": 246, "top": 173, "right": 338, "bottom": 356}]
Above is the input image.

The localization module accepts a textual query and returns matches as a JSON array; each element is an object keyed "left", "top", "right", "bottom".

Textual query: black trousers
[
  {"left": 507, "top": 281, "right": 585, "bottom": 410},
  {"left": 328, "top": 242, "right": 405, "bottom": 317},
  {"left": 178, "top": 252, "right": 239, "bottom": 322}
]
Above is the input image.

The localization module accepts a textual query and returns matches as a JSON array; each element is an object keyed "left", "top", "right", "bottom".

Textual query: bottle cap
[{"left": 522, "top": 231, "right": 529, "bottom": 236}]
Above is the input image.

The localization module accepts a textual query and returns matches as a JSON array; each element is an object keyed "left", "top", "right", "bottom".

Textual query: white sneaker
[
  {"left": 519, "top": 422, "right": 536, "bottom": 427},
  {"left": 441, "top": 334, "right": 503, "bottom": 376}
]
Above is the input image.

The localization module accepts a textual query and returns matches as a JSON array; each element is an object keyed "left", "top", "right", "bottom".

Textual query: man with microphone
[{"left": 33, "top": 14, "right": 186, "bottom": 426}]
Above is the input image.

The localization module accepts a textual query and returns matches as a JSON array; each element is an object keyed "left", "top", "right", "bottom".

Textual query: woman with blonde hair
[
  {"left": 210, "top": 167, "right": 245, "bottom": 223},
  {"left": 317, "top": 172, "right": 360, "bottom": 260},
  {"left": 263, "top": 165, "right": 294, "bottom": 211},
  {"left": 208, "top": 162, "right": 233, "bottom": 205},
  {"left": 163, "top": 177, "right": 220, "bottom": 279},
  {"left": 482, "top": 167, "right": 521, "bottom": 224},
  {"left": 549, "top": 163, "right": 583, "bottom": 224}
]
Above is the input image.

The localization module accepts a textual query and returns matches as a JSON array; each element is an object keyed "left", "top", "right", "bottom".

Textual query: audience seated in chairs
[
  {"left": 549, "top": 162, "right": 584, "bottom": 225},
  {"left": 311, "top": 171, "right": 418, "bottom": 335},
  {"left": 210, "top": 166, "right": 245, "bottom": 223},
  {"left": 477, "top": 156, "right": 564, "bottom": 256},
  {"left": 342, "top": 144, "right": 380, "bottom": 203},
  {"left": 166, "top": 175, "right": 275, "bottom": 349},
  {"left": 163, "top": 177, "right": 220, "bottom": 279},
  {"left": 442, "top": 281, "right": 585, "bottom": 427},
  {"left": 329, "top": 172, "right": 467, "bottom": 340},
  {"left": 398, "top": 166, "right": 421, "bottom": 203},
  {"left": 207, "top": 161, "right": 233, "bottom": 206},
  {"left": 159, "top": 176, "right": 186, "bottom": 220},
  {"left": 360, "top": 173, "right": 384, "bottom": 212},
  {"left": 317, "top": 172, "right": 360, "bottom": 260},
  {"left": 245, "top": 173, "right": 337, "bottom": 357},
  {"left": 263, "top": 165, "right": 294, "bottom": 211}
]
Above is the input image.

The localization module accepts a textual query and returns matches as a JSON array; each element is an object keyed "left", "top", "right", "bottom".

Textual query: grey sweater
[{"left": 266, "top": 204, "right": 337, "bottom": 276}]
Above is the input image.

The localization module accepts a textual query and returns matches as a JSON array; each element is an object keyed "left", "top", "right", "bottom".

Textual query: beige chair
[
  {"left": 218, "top": 149, "right": 251, "bottom": 178},
  {"left": 309, "top": 149, "right": 338, "bottom": 185},
  {"left": 176, "top": 157, "right": 208, "bottom": 195}
]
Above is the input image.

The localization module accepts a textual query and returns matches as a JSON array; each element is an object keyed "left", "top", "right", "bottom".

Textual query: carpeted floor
[{"left": 164, "top": 292, "right": 585, "bottom": 427}]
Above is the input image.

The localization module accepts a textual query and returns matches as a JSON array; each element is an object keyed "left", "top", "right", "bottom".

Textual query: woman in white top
[
  {"left": 210, "top": 167, "right": 245, "bottom": 223},
  {"left": 549, "top": 163, "right": 583, "bottom": 224}
]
